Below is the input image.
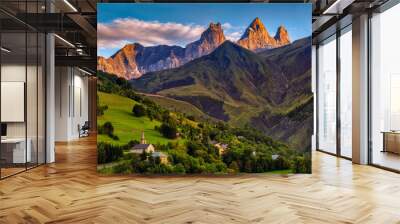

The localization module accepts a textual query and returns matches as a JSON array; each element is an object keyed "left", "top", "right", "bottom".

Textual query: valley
[
  {"left": 129, "top": 37, "right": 313, "bottom": 151},
  {"left": 96, "top": 71, "right": 311, "bottom": 174}
]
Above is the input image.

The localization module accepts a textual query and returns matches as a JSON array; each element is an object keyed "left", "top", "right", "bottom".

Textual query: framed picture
[{"left": 97, "top": 3, "right": 312, "bottom": 175}]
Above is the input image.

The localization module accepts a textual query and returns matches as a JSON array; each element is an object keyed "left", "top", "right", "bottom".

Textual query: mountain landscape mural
[{"left": 97, "top": 3, "right": 312, "bottom": 175}]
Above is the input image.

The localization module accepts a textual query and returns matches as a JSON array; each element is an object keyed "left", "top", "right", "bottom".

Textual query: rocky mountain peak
[
  {"left": 199, "top": 22, "right": 225, "bottom": 45},
  {"left": 208, "top": 22, "right": 222, "bottom": 31},
  {"left": 184, "top": 22, "right": 226, "bottom": 60},
  {"left": 241, "top": 17, "right": 269, "bottom": 39},
  {"left": 99, "top": 43, "right": 143, "bottom": 80},
  {"left": 113, "top": 43, "right": 143, "bottom": 57},
  {"left": 238, "top": 18, "right": 291, "bottom": 51},
  {"left": 250, "top": 17, "right": 266, "bottom": 31},
  {"left": 237, "top": 17, "right": 275, "bottom": 51},
  {"left": 274, "top": 25, "right": 290, "bottom": 45},
  {"left": 276, "top": 25, "right": 287, "bottom": 35}
]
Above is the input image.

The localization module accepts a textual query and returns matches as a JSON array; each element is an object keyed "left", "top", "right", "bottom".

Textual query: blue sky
[{"left": 98, "top": 3, "right": 311, "bottom": 57}]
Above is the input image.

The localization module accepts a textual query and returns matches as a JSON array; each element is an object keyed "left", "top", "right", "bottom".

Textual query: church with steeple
[
  {"left": 130, "top": 131, "right": 155, "bottom": 154},
  {"left": 129, "top": 130, "right": 168, "bottom": 164}
]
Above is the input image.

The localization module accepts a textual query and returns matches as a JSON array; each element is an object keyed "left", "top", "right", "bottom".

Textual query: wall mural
[{"left": 97, "top": 3, "right": 312, "bottom": 174}]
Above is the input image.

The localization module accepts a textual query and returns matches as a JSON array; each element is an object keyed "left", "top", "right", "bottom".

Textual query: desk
[
  {"left": 382, "top": 131, "right": 400, "bottom": 154},
  {"left": 1, "top": 138, "right": 31, "bottom": 164}
]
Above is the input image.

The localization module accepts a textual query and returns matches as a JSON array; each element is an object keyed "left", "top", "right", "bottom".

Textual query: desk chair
[{"left": 79, "top": 121, "right": 90, "bottom": 138}]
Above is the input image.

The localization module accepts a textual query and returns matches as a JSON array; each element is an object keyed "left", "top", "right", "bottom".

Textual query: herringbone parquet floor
[{"left": 1, "top": 136, "right": 400, "bottom": 224}]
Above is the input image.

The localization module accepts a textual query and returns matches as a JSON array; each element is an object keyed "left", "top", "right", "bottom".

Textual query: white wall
[
  {"left": 1, "top": 64, "right": 26, "bottom": 138},
  {"left": 1, "top": 63, "right": 46, "bottom": 164},
  {"left": 72, "top": 72, "right": 89, "bottom": 138},
  {"left": 0, "top": 65, "right": 40, "bottom": 139},
  {"left": 54, "top": 67, "right": 89, "bottom": 141},
  {"left": 55, "top": 66, "right": 69, "bottom": 141},
  {"left": 1, "top": 64, "right": 25, "bottom": 81}
]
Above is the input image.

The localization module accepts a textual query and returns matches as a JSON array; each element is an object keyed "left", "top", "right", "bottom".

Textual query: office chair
[{"left": 79, "top": 121, "right": 90, "bottom": 138}]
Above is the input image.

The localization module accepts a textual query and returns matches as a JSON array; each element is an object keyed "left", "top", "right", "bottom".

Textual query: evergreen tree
[{"left": 132, "top": 104, "right": 146, "bottom": 117}]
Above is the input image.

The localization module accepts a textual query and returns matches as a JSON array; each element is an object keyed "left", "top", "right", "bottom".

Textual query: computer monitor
[{"left": 1, "top": 123, "right": 7, "bottom": 137}]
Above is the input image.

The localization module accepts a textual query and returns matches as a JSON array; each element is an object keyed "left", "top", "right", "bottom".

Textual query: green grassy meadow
[
  {"left": 98, "top": 92, "right": 180, "bottom": 146},
  {"left": 142, "top": 94, "right": 207, "bottom": 120}
]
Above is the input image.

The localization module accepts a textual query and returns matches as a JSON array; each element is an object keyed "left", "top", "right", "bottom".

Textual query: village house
[
  {"left": 213, "top": 142, "right": 228, "bottom": 155},
  {"left": 152, "top": 152, "right": 168, "bottom": 164},
  {"left": 272, "top": 154, "right": 280, "bottom": 160}
]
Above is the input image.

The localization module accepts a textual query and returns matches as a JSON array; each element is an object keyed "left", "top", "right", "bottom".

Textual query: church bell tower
[{"left": 140, "top": 130, "right": 146, "bottom": 144}]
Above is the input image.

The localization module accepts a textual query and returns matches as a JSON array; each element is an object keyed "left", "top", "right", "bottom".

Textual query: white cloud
[
  {"left": 225, "top": 31, "right": 242, "bottom": 41},
  {"left": 221, "top": 22, "right": 233, "bottom": 30},
  {"left": 220, "top": 23, "right": 246, "bottom": 42},
  {"left": 98, "top": 18, "right": 206, "bottom": 49}
]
